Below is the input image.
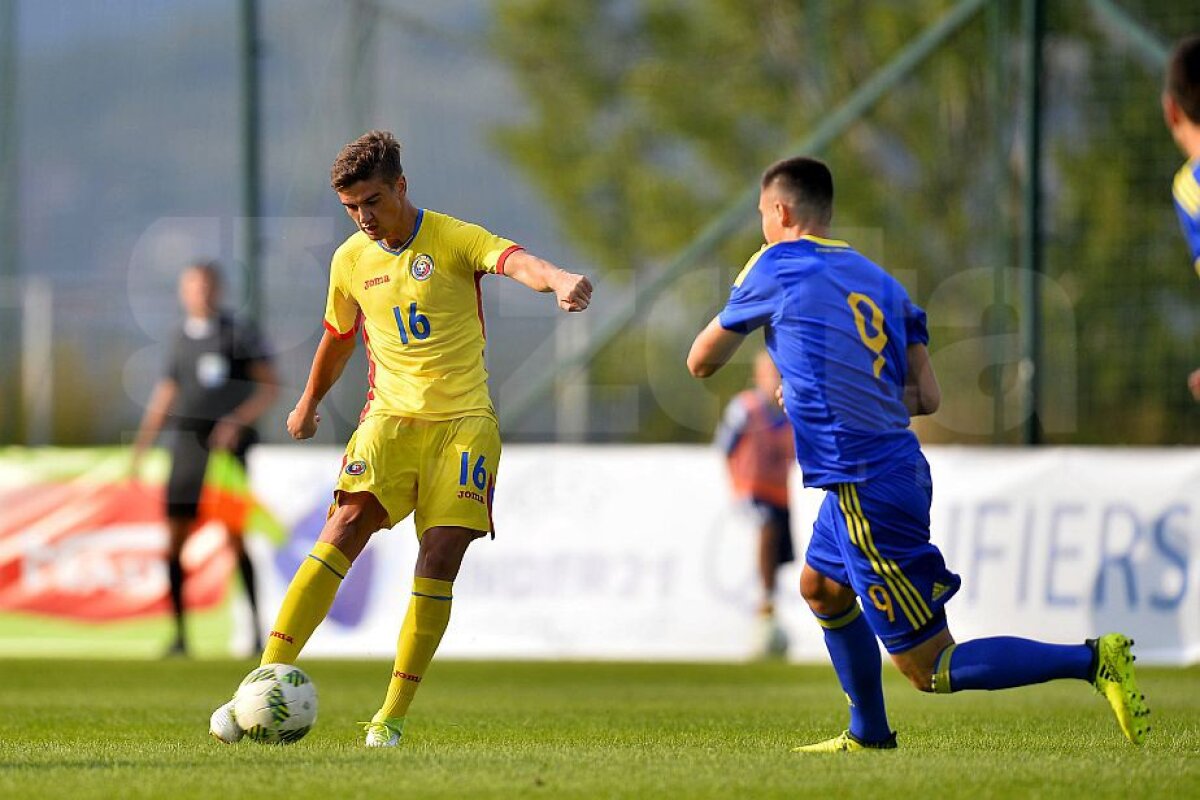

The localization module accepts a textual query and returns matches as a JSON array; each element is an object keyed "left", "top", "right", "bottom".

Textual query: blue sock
[
  {"left": 935, "top": 637, "right": 1093, "bottom": 693},
  {"left": 815, "top": 603, "right": 892, "bottom": 742}
]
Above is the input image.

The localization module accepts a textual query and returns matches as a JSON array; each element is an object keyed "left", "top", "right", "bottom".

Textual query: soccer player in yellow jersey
[{"left": 209, "top": 130, "right": 592, "bottom": 747}]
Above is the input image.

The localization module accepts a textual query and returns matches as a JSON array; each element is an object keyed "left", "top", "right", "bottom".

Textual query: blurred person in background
[
  {"left": 714, "top": 349, "right": 795, "bottom": 659},
  {"left": 131, "top": 262, "right": 278, "bottom": 657},
  {"left": 1163, "top": 33, "right": 1200, "bottom": 401}
]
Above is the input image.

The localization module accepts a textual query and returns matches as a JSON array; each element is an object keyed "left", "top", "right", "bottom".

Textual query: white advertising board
[{"left": 246, "top": 445, "right": 1200, "bottom": 665}]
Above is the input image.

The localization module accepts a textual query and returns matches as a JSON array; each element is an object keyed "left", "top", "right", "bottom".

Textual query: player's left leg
[
  {"left": 366, "top": 526, "right": 485, "bottom": 747},
  {"left": 364, "top": 415, "right": 501, "bottom": 747},
  {"left": 795, "top": 492, "right": 895, "bottom": 752},
  {"left": 891, "top": 631, "right": 1091, "bottom": 694},
  {"left": 890, "top": 629, "right": 1149, "bottom": 745}
]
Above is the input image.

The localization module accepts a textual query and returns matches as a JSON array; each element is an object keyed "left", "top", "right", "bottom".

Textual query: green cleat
[
  {"left": 1089, "top": 633, "right": 1151, "bottom": 745},
  {"left": 792, "top": 730, "right": 897, "bottom": 753}
]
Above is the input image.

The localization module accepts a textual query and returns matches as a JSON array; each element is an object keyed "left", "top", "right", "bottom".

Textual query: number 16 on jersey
[{"left": 393, "top": 302, "right": 430, "bottom": 345}]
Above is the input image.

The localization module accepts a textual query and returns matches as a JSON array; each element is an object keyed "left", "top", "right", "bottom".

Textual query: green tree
[{"left": 490, "top": 0, "right": 1198, "bottom": 444}]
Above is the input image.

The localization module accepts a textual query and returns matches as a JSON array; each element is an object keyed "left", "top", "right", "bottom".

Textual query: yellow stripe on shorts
[
  {"left": 847, "top": 484, "right": 933, "bottom": 626},
  {"left": 837, "top": 484, "right": 929, "bottom": 630},
  {"left": 836, "top": 485, "right": 920, "bottom": 628}
]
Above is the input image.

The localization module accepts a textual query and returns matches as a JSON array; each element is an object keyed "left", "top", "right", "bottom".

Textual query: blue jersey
[
  {"left": 1173, "top": 158, "right": 1200, "bottom": 280},
  {"left": 718, "top": 236, "right": 928, "bottom": 488}
]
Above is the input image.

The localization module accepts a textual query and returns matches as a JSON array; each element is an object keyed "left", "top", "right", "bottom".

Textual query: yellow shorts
[{"left": 333, "top": 414, "right": 501, "bottom": 537}]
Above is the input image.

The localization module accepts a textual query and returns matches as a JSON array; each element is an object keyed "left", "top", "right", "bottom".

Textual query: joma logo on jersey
[
  {"left": 411, "top": 254, "right": 434, "bottom": 281},
  {"left": 457, "top": 489, "right": 486, "bottom": 505},
  {"left": 363, "top": 275, "right": 391, "bottom": 290}
]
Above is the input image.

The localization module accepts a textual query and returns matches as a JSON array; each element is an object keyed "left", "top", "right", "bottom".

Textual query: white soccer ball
[{"left": 233, "top": 663, "right": 318, "bottom": 745}]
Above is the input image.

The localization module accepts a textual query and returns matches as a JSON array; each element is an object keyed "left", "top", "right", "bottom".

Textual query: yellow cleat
[
  {"left": 361, "top": 716, "right": 404, "bottom": 748},
  {"left": 792, "top": 730, "right": 897, "bottom": 753},
  {"left": 1090, "top": 634, "right": 1151, "bottom": 745}
]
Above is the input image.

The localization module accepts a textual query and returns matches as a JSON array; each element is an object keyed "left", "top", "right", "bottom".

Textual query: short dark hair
[
  {"left": 761, "top": 156, "right": 834, "bottom": 226},
  {"left": 1167, "top": 35, "right": 1200, "bottom": 124},
  {"left": 330, "top": 130, "right": 404, "bottom": 191}
]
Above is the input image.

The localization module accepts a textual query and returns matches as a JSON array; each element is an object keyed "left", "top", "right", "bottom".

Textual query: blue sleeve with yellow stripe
[
  {"left": 719, "top": 247, "right": 780, "bottom": 334},
  {"left": 1173, "top": 159, "right": 1200, "bottom": 279}
]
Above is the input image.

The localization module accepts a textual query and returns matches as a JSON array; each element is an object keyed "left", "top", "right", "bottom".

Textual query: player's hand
[
  {"left": 774, "top": 385, "right": 784, "bottom": 409},
  {"left": 554, "top": 272, "right": 593, "bottom": 312},
  {"left": 1189, "top": 368, "right": 1200, "bottom": 402},
  {"left": 287, "top": 402, "right": 321, "bottom": 440},
  {"left": 209, "top": 417, "right": 245, "bottom": 451}
]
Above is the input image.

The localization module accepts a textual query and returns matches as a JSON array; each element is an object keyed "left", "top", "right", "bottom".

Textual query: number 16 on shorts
[{"left": 459, "top": 450, "right": 488, "bottom": 491}]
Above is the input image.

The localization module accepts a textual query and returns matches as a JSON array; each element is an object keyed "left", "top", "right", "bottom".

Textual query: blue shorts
[{"left": 805, "top": 453, "right": 960, "bottom": 653}]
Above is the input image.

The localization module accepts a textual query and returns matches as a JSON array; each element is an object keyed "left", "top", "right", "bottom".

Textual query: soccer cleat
[
  {"left": 1090, "top": 634, "right": 1150, "bottom": 745},
  {"left": 792, "top": 729, "right": 897, "bottom": 753},
  {"left": 361, "top": 717, "right": 405, "bottom": 748},
  {"left": 209, "top": 699, "right": 243, "bottom": 744}
]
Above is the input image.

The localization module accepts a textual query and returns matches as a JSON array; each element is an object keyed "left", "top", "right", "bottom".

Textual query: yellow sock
[
  {"left": 260, "top": 541, "right": 351, "bottom": 666},
  {"left": 378, "top": 577, "right": 453, "bottom": 720}
]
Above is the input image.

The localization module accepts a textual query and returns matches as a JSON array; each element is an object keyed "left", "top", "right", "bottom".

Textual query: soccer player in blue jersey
[
  {"left": 1163, "top": 33, "right": 1200, "bottom": 401},
  {"left": 687, "top": 157, "right": 1150, "bottom": 751}
]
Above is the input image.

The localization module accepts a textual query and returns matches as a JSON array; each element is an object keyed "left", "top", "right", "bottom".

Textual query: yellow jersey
[{"left": 323, "top": 208, "right": 522, "bottom": 422}]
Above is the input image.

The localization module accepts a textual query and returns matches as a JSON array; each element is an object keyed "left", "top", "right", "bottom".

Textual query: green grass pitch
[{"left": 1, "top": 658, "right": 1197, "bottom": 799}]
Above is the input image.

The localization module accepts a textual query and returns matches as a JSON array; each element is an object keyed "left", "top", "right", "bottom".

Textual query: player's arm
[
  {"left": 904, "top": 343, "right": 940, "bottom": 416},
  {"left": 687, "top": 317, "right": 747, "bottom": 378},
  {"left": 210, "top": 359, "right": 281, "bottom": 450},
  {"left": 129, "top": 378, "right": 178, "bottom": 475},
  {"left": 502, "top": 250, "right": 593, "bottom": 312},
  {"left": 286, "top": 331, "right": 357, "bottom": 440}
]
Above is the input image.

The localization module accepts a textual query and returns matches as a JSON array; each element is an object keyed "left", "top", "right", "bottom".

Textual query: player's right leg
[
  {"left": 210, "top": 491, "right": 389, "bottom": 743},
  {"left": 259, "top": 490, "right": 388, "bottom": 664}
]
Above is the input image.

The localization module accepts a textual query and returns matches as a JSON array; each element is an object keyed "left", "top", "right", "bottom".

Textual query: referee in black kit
[{"left": 132, "top": 262, "right": 278, "bottom": 657}]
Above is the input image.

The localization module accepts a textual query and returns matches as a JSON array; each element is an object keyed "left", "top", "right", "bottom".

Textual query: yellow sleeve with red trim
[
  {"left": 445, "top": 218, "right": 523, "bottom": 275},
  {"left": 324, "top": 236, "right": 365, "bottom": 338}
]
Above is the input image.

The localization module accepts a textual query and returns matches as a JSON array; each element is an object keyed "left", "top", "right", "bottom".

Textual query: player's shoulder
[
  {"left": 733, "top": 244, "right": 779, "bottom": 287},
  {"left": 332, "top": 230, "right": 374, "bottom": 268},
  {"left": 1174, "top": 158, "right": 1200, "bottom": 218},
  {"left": 416, "top": 208, "right": 485, "bottom": 251}
]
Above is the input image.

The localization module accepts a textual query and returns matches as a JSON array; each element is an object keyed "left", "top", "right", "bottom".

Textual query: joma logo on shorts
[
  {"left": 269, "top": 630, "right": 295, "bottom": 644},
  {"left": 456, "top": 489, "right": 485, "bottom": 504},
  {"left": 363, "top": 275, "right": 391, "bottom": 290}
]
